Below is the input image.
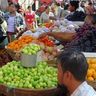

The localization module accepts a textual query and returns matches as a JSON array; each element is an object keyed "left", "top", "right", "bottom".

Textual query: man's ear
[{"left": 65, "top": 71, "right": 73, "bottom": 80}]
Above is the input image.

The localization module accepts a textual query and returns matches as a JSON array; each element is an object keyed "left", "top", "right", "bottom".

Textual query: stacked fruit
[
  {"left": 44, "top": 22, "right": 53, "bottom": 28},
  {"left": 22, "top": 44, "right": 41, "bottom": 55},
  {"left": 7, "top": 35, "right": 35, "bottom": 51},
  {"left": 0, "top": 61, "right": 57, "bottom": 89},
  {"left": 39, "top": 36, "right": 54, "bottom": 47},
  {"left": 87, "top": 58, "right": 96, "bottom": 81}
]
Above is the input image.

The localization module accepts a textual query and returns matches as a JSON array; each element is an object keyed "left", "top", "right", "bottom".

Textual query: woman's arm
[{"left": 39, "top": 32, "right": 76, "bottom": 42}]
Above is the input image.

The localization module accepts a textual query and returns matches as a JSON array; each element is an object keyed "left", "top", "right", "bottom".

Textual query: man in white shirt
[
  {"left": 57, "top": 50, "right": 96, "bottom": 96},
  {"left": 40, "top": 6, "right": 50, "bottom": 23}
]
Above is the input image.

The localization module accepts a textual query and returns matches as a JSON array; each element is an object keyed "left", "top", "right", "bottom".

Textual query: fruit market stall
[
  {"left": 0, "top": 37, "right": 96, "bottom": 96},
  {"left": 0, "top": 33, "right": 65, "bottom": 96},
  {"left": 0, "top": 61, "right": 59, "bottom": 96}
]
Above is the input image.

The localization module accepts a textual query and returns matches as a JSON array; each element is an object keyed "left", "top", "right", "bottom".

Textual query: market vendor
[
  {"left": 65, "top": 0, "right": 86, "bottom": 21},
  {"left": 4, "top": 2, "right": 26, "bottom": 43},
  {"left": 39, "top": 14, "right": 96, "bottom": 52},
  {"left": 57, "top": 50, "right": 96, "bottom": 96}
]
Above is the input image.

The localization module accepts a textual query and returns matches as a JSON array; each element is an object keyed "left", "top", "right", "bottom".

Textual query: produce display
[
  {"left": 52, "top": 19, "right": 79, "bottom": 33},
  {"left": 0, "top": 61, "right": 57, "bottom": 89},
  {"left": 7, "top": 35, "right": 35, "bottom": 51},
  {"left": 22, "top": 44, "right": 41, "bottom": 55},
  {"left": 87, "top": 58, "right": 96, "bottom": 81},
  {"left": 42, "top": 22, "right": 53, "bottom": 28},
  {"left": 39, "top": 36, "right": 54, "bottom": 47},
  {"left": 41, "top": 46, "right": 58, "bottom": 61}
]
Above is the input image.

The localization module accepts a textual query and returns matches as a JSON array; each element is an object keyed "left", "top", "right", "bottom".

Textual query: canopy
[
  {"left": 56, "top": 0, "right": 63, "bottom": 4},
  {"left": 9, "top": 0, "right": 18, "bottom": 3},
  {"left": 40, "top": 0, "right": 52, "bottom": 4}
]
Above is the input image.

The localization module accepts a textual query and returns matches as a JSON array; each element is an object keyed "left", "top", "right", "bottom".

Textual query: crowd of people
[{"left": 0, "top": 0, "right": 96, "bottom": 49}]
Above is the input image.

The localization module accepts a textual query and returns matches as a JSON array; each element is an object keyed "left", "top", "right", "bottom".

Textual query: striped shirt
[{"left": 71, "top": 81, "right": 96, "bottom": 96}]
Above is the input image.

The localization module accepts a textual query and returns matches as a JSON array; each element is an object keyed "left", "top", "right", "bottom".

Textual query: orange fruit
[{"left": 87, "top": 77, "right": 94, "bottom": 81}]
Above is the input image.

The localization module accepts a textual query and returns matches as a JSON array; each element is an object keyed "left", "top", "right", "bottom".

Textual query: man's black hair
[
  {"left": 70, "top": 1, "right": 79, "bottom": 10},
  {"left": 92, "top": 14, "right": 96, "bottom": 24},
  {"left": 27, "top": 6, "right": 31, "bottom": 9},
  {"left": 45, "top": 6, "right": 49, "bottom": 10},
  {"left": 8, "top": 2, "right": 15, "bottom": 6},
  {"left": 57, "top": 50, "right": 88, "bottom": 81}
]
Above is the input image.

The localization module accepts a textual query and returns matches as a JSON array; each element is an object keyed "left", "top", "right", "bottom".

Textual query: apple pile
[
  {"left": 0, "top": 61, "right": 57, "bottom": 89},
  {"left": 22, "top": 44, "right": 41, "bottom": 55}
]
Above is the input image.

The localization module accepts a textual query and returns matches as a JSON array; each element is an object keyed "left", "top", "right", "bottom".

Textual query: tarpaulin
[
  {"left": 9, "top": 0, "right": 18, "bottom": 3},
  {"left": 40, "top": 0, "right": 52, "bottom": 4},
  {"left": 56, "top": 0, "right": 63, "bottom": 4}
]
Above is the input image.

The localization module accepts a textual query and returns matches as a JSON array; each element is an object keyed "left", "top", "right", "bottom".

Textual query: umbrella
[
  {"left": 56, "top": 0, "right": 63, "bottom": 4},
  {"left": 40, "top": 0, "right": 52, "bottom": 4}
]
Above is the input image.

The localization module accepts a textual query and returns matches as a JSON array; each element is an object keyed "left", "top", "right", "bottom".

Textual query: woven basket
[
  {"left": 10, "top": 87, "right": 59, "bottom": 96},
  {"left": 5, "top": 48, "right": 21, "bottom": 61},
  {"left": 0, "top": 84, "right": 8, "bottom": 96}
]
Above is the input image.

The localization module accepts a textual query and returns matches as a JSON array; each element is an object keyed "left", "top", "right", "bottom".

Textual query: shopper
[
  {"left": 65, "top": 0, "right": 86, "bottom": 21},
  {"left": 40, "top": 6, "right": 50, "bottom": 23},
  {"left": 0, "top": 14, "right": 7, "bottom": 48},
  {"left": 4, "top": 2, "right": 26, "bottom": 43},
  {"left": 57, "top": 50, "right": 96, "bottom": 96},
  {"left": 57, "top": 2, "right": 64, "bottom": 18},
  {"left": 25, "top": 6, "right": 36, "bottom": 29}
]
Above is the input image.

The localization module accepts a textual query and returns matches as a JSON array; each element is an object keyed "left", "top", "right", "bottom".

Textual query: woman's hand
[{"left": 38, "top": 32, "right": 48, "bottom": 39}]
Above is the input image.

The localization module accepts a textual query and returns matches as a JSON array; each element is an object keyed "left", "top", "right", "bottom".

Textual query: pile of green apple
[
  {"left": 22, "top": 44, "right": 41, "bottom": 55},
  {"left": 0, "top": 61, "right": 57, "bottom": 89}
]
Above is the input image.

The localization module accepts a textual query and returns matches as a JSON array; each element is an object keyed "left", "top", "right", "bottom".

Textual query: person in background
[
  {"left": 85, "top": 1, "right": 95, "bottom": 15},
  {"left": 85, "top": 1, "right": 95, "bottom": 25},
  {"left": 40, "top": 6, "right": 50, "bottom": 23},
  {"left": 0, "top": 9, "right": 7, "bottom": 48},
  {"left": 25, "top": 6, "right": 36, "bottom": 30},
  {"left": 49, "top": 6, "right": 56, "bottom": 18},
  {"left": 57, "top": 50, "right": 96, "bottom": 96},
  {"left": 65, "top": 0, "right": 86, "bottom": 21},
  {"left": 4, "top": 2, "right": 26, "bottom": 43},
  {"left": 57, "top": 2, "right": 65, "bottom": 19}
]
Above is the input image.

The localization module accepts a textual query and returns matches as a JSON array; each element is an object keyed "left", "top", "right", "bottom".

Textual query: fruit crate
[
  {"left": 83, "top": 52, "right": 96, "bottom": 90},
  {"left": 0, "top": 83, "right": 69, "bottom": 96}
]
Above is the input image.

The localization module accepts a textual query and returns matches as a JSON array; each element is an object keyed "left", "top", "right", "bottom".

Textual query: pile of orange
[
  {"left": 7, "top": 35, "right": 36, "bottom": 51},
  {"left": 87, "top": 58, "right": 96, "bottom": 81},
  {"left": 44, "top": 22, "right": 53, "bottom": 28}
]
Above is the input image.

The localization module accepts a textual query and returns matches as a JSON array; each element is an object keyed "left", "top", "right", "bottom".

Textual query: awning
[
  {"left": 40, "top": 0, "right": 52, "bottom": 4},
  {"left": 8, "top": 0, "right": 18, "bottom": 3},
  {"left": 56, "top": 0, "right": 63, "bottom": 4}
]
